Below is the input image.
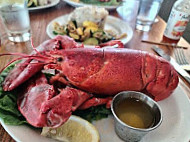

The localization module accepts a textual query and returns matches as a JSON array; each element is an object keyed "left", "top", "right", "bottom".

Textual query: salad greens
[
  {"left": 73, "top": 105, "right": 111, "bottom": 122},
  {"left": 80, "top": 0, "right": 121, "bottom": 6},
  {"left": 0, "top": 63, "right": 111, "bottom": 126},
  {"left": 0, "top": 63, "right": 27, "bottom": 125}
]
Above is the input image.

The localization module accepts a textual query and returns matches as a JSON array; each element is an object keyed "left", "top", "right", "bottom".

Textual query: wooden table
[{"left": 0, "top": 1, "right": 190, "bottom": 142}]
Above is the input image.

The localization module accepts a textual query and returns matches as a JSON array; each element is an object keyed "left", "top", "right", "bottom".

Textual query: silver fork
[{"left": 174, "top": 48, "right": 190, "bottom": 71}]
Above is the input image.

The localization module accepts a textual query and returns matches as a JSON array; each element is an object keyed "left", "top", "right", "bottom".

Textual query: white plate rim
[
  {"left": 63, "top": 0, "right": 121, "bottom": 10},
  {"left": 28, "top": 0, "right": 60, "bottom": 11},
  {"left": 46, "top": 14, "right": 133, "bottom": 47},
  {"left": 1, "top": 85, "right": 190, "bottom": 142}
]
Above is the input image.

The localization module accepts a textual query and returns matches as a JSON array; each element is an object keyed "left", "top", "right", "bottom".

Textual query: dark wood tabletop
[{"left": 0, "top": 1, "right": 190, "bottom": 142}]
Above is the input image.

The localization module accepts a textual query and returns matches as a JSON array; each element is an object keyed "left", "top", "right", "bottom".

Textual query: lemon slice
[{"left": 41, "top": 115, "right": 100, "bottom": 142}]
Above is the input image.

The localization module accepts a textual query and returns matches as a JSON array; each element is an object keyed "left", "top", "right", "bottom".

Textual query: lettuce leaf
[
  {"left": 0, "top": 62, "right": 27, "bottom": 125},
  {"left": 73, "top": 105, "right": 111, "bottom": 122},
  {"left": 0, "top": 109, "right": 27, "bottom": 125}
]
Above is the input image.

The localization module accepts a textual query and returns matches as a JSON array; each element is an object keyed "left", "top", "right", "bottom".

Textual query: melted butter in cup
[
  {"left": 111, "top": 91, "right": 162, "bottom": 142},
  {"left": 115, "top": 97, "right": 155, "bottom": 129}
]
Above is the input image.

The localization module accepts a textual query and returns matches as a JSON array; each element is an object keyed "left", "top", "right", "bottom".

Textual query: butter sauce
[{"left": 115, "top": 98, "right": 155, "bottom": 129}]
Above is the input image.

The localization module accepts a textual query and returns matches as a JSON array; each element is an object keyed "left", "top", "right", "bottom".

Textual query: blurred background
[{"left": 158, "top": 0, "right": 190, "bottom": 43}]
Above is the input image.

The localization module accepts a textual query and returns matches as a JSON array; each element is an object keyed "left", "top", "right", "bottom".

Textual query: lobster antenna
[
  {"left": 30, "top": 37, "right": 43, "bottom": 56},
  {"left": 0, "top": 53, "right": 52, "bottom": 60},
  {"left": 30, "top": 37, "right": 52, "bottom": 59},
  {"left": 0, "top": 57, "right": 25, "bottom": 74},
  {"left": 17, "top": 62, "right": 47, "bottom": 66},
  {"left": 0, "top": 52, "right": 32, "bottom": 57},
  {"left": 0, "top": 53, "right": 54, "bottom": 74}
]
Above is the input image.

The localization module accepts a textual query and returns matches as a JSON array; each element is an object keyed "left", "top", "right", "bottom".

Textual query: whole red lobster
[{"left": 0, "top": 35, "right": 178, "bottom": 128}]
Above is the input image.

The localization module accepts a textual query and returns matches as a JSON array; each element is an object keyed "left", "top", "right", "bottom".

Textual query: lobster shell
[{"left": 57, "top": 48, "right": 178, "bottom": 101}]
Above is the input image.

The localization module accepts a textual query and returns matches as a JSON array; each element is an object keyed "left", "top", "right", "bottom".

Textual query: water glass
[
  {"left": 136, "top": 0, "right": 163, "bottom": 32},
  {"left": 117, "top": 0, "right": 140, "bottom": 28},
  {"left": 0, "top": 0, "right": 31, "bottom": 42}
]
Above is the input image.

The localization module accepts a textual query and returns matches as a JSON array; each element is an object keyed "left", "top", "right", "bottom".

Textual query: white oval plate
[
  {"left": 28, "top": 0, "right": 60, "bottom": 11},
  {"left": 63, "top": 0, "right": 121, "bottom": 10},
  {"left": 46, "top": 14, "right": 133, "bottom": 47},
  {"left": 1, "top": 86, "right": 190, "bottom": 142}
]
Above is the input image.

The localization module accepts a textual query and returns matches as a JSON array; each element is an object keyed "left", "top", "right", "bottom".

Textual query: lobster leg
[
  {"left": 47, "top": 71, "right": 113, "bottom": 110},
  {"left": 78, "top": 97, "right": 112, "bottom": 110},
  {"left": 98, "top": 40, "right": 124, "bottom": 48},
  {"left": 63, "top": 87, "right": 93, "bottom": 111},
  {"left": 49, "top": 73, "right": 69, "bottom": 85}
]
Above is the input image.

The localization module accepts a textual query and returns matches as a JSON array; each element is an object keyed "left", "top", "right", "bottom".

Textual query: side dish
[{"left": 53, "top": 6, "right": 127, "bottom": 45}]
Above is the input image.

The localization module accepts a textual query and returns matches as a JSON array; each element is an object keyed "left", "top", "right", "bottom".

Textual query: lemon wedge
[{"left": 41, "top": 115, "right": 100, "bottom": 142}]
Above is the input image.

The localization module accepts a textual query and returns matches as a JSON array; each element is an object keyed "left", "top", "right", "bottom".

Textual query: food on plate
[
  {"left": 41, "top": 115, "right": 100, "bottom": 142},
  {"left": 68, "top": 6, "right": 108, "bottom": 28},
  {"left": 70, "top": 0, "right": 122, "bottom": 6},
  {"left": 0, "top": 35, "right": 178, "bottom": 129},
  {"left": 27, "top": 0, "right": 51, "bottom": 7},
  {"left": 53, "top": 6, "right": 127, "bottom": 45}
]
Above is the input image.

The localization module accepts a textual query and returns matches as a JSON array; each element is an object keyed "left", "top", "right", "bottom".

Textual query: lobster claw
[
  {"left": 2, "top": 36, "right": 80, "bottom": 91},
  {"left": 40, "top": 87, "right": 92, "bottom": 128},
  {"left": 2, "top": 38, "right": 58, "bottom": 91},
  {"left": 17, "top": 73, "right": 56, "bottom": 127},
  {"left": 3, "top": 60, "right": 44, "bottom": 91},
  {"left": 40, "top": 89, "right": 74, "bottom": 128},
  {"left": 18, "top": 73, "right": 92, "bottom": 128},
  {"left": 17, "top": 73, "right": 74, "bottom": 128}
]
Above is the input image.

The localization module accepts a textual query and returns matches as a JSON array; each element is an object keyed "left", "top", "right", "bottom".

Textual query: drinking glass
[
  {"left": 117, "top": 0, "right": 140, "bottom": 28},
  {"left": 0, "top": 0, "right": 31, "bottom": 42},
  {"left": 136, "top": 0, "right": 163, "bottom": 32}
]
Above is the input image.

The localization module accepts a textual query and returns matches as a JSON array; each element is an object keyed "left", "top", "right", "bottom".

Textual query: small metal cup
[{"left": 111, "top": 91, "right": 162, "bottom": 142}]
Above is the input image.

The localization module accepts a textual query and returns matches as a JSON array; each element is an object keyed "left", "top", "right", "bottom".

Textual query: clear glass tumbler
[
  {"left": 0, "top": 0, "right": 31, "bottom": 42},
  {"left": 136, "top": 0, "right": 163, "bottom": 32}
]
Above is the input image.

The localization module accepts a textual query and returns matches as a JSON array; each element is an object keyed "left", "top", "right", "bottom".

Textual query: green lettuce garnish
[
  {"left": 0, "top": 63, "right": 27, "bottom": 125},
  {"left": 73, "top": 105, "right": 111, "bottom": 122}
]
